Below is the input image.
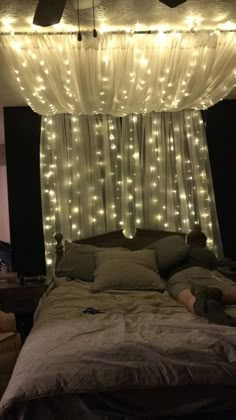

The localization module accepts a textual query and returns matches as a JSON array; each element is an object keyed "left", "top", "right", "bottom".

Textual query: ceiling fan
[
  {"left": 33, "top": 0, "right": 101, "bottom": 27},
  {"left": 159, "top": 0, "right": 187, "bottom": 7},
  {"left": 33, "top": 0, "right": 188, "bottom": 27},
  {"left": 33, "top": 0, "right": 67, "bottom": 27}
]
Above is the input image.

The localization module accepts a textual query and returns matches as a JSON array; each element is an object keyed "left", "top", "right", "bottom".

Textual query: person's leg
[
  {"left": 176, "top": 286, "right": 236, "bottom": 326},
  {"left": 175, "top": 286, "right": 222, "bottom": 314},
  {"left": 169, "top": 270, "right": 236, "bottom": 325},
  {"left": 175, "top": 288, "right": 196, "bottom": 313}
]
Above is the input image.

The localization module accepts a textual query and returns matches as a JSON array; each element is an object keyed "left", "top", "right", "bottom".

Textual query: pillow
[
  {"left": 147, "top": 235, "right": 189, "bottom": 276},
  {"left": 96, "top": 249, "right": 157, "bottom": 269},
  {"left": 93, "top": 249, "right": 166, "bottom": 292},
  {"left": 56, "top": 241, "right": 127, "bottom": 282}
]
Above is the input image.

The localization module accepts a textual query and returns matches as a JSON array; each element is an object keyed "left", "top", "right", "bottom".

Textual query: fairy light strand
[{"left": 40, "top": 111, "right": 222, "bottom": 268}]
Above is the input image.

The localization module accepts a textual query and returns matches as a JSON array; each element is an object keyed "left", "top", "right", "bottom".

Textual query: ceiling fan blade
[
  {"left": 33, "top": 0, "right": 67, "bottom": 27},
  {"left": 159, "top": 0, "right": 187, "bottom": 7}
]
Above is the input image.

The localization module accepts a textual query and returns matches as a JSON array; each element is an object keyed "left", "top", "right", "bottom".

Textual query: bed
[{"left": 1, "top": 228, "right": 236, "bottom": 420}]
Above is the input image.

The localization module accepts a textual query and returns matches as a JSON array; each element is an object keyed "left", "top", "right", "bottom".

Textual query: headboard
[{"left": 54, "top": 228, "right": 186, "bottom": 268}]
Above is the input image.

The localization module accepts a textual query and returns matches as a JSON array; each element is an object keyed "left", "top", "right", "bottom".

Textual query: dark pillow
[
  {"left": 147, "top": 235, "right": 189, "bottom": 276},
  {"left": 56, "top": 241, "right": 127, "bottom": 281}
]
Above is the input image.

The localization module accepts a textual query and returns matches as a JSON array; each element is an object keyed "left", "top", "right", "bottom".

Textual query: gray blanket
[{"left": 1, "top": 276, "right": 236, "bottom": 418}]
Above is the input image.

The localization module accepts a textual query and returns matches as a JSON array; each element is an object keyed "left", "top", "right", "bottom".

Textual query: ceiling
[{"left": 0, "top": 0, "right": 235, "bottom": 107}]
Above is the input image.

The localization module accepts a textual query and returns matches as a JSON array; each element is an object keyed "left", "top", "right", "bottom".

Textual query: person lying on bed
[{"left": 167, "top": 226, "right": 236, "bottom": 326}]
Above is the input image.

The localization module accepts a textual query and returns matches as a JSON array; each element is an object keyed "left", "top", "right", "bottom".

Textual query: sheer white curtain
[
  {"left": 40, "top": 111, "right": 222, "bottom": 267},
  {"left": 1, "top": 31, "right": 235, "bottom": 116}
]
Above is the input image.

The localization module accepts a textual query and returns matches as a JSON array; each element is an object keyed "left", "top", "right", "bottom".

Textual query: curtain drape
[
  {"left": 1, "top": 31, "right": 235, "bottom": 116},
  {"left": 40, "top": 110, "right": 222, "bottom": 267}
]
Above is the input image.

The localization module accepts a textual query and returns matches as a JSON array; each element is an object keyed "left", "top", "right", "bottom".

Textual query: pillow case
[
  {"left": 147, "top": 235, "right": 189, "bottom": 276},
  {"left": 93, "top": 249, "right": 166, "bottom": 292},
  {"left": 56, "top": 241, "right": 127, "bottom": 282}
]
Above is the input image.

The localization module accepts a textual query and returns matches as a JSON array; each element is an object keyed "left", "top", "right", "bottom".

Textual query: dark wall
[
  {"left": 4, "top": 107, "right": 46, "bottom": 275},
  {"left": 204, "top": 100, "right": 236, "bottom": 259}
]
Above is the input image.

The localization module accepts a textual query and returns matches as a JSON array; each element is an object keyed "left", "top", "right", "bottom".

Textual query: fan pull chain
[
  {"left": 76, "top": 0, "right": 82, "bottom": 41},
  {"left": 92, "top": 0, "right": 97, "bottom": 38}
]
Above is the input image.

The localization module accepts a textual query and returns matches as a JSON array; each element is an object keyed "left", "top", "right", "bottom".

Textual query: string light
[
  {"left": 4, "top": 28, "right": 234, "bottom": 117},
  {"left": 21, "top": 41, "right": 222, "bottom": 266}
]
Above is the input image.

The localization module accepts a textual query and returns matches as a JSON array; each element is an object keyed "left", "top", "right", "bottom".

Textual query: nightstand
[{"left": 0, "top": 282, "right": 48, "bottom": 341}]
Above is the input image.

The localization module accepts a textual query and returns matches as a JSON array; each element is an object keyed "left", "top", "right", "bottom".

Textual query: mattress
[{"left": 1, "top": 277, "right": 236, "bottom": 419}]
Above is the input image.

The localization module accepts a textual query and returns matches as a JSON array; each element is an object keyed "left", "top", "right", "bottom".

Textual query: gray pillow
[
  {"left": 147, "top": 235, "right": 189, "bottom": 276},
  {"left": 93, "top": 249, "right": 165, "bottom": 292},
  {"left": 56, "top": 241, "right": 127, "bottom": 281}
]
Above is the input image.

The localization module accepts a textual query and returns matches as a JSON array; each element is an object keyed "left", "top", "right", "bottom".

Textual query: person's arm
[{"left": 208, "top": 250, "right": 218, "bottom": 270}]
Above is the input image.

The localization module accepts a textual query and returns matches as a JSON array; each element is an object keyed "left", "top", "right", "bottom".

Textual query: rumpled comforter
[{"left": 1, "top": 277, "right": 236, "bottom": 418}]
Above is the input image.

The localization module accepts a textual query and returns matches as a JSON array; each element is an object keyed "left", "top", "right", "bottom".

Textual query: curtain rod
[{"left": 0, "top": 29, "right": 235, "bottom": 36}]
